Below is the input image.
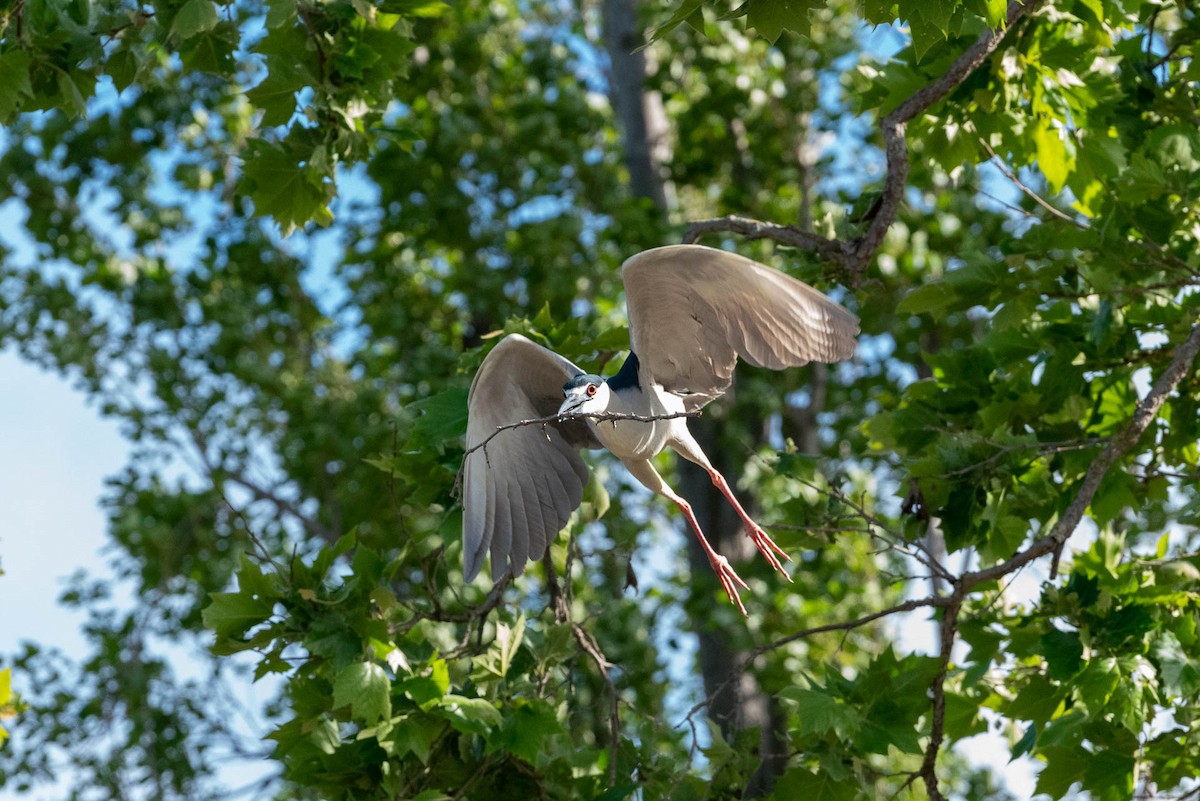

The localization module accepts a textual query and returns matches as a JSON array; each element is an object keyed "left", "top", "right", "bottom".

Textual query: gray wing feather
[
  {"left": 622, "top": 245, "right": 859, "bottom": 403},
  {"left": 462, "top": 333, "right": 600, "bottom": 582}
]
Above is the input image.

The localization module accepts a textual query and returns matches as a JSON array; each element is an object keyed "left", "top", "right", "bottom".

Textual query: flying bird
[{"left": 461, "top": 244, "right": 859, "bottom": 613}]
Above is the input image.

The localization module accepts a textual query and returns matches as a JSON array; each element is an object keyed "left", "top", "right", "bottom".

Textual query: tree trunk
[
  {"left": 601, "top": 0, "right": 674, "bottom": 209},
  {"left": 598, "top": 1, "right": 786, "bottom": 793}
]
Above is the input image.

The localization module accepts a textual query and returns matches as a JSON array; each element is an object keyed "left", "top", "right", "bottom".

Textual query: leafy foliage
[{"left": 2, "top": 0, "right": 1200, "bottom": 799}]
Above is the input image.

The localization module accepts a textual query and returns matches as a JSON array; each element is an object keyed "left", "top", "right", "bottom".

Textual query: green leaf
[
  {"left": 650, "top": 0, "right": 705, "bottom": 41},
  {"left": 408, "top": 791, "right": 451, "bottom": 801},
  {"left": 908, "top": 14, "right": 946, "bottom": 63},
  {"left": 172, "top": 0, "right": 219, "bottom": 39},
  {"left": 858, "top": 712, "right": 924, "bottom": 754},
  {"left": 1006, "top": 674, "right": 1065, "bottom": 726},
  {"left": 1153, "top": 631, "right": 1200, "bottom": 698},
  {"left": 981, "top": 0, "right": 1006, "bottom": 26},
  {"left": 1034, "top": 119, "right": 1072, "bottom": 194},
  {"left": 312, "top": 530, "right": 357, "bottom": 582},
  {"left": 405, "top": 388, "right": 469, "bottom": 447},
  {"left": 495, "top": 613, "right": 526, "bottom": 678},
  {"left": 897, "top": 282, "right": 957, "bottom": 317},
  {"left": 1012, "top": 722, "right": 1037, "bottom": 760},
  {"left": 746, "top": 0, "right": 820, "bottom": 43},
  {"left": 393, "top": 716, "right": 437, "bottom": 763},
  {"left": 497, "top": 701, "right": 563, "bottom": 762},
  {"left": 181, "top": 29, "right": 235, "bottom": 74},
  {"left": 909, "top": 0, "right": 953, "bottom": 32},
  {"left": 56, "top": 70, "right": 88, "bottom": 117},
  {"left": 863, "top": 0, "right": 896, "bottom": 24},
  {"left": 246, "top": 72, "right": 298, "bottom": 128},
  {"left": 773, "top": 765, "right": 857, "bottom": 801},
  {"left": 440, "top": 695, "right": 502, "bottom": 734},
  {"left": 1036, "top": 746, "right": 1088, "bottom": 797},
  {"left": 238, "top": 141, "right": 333, "bottom": 234},
  {"left": 1082, "top": 749, "right": 1135, "bottom": 801},
  {"left": 1041, "top": 629, "right": 1084, "bottom": 680},
  {"left": 379, "top": 0, "right": 451, "bottom": 15},
  {"left": 779, "top": 687, "right": 860, "bottom": 738},
  {"left": 203, "top": 590, "right": 276, "bottom": 639},
  {"left": 0, "top": 51, "right": 34, "bottom": 121},
  {"left": 106, "top": 48, "right": 140, "bottom": 92},
  {"left": 430, "top": 656, "right": 450, "bottom": 695},
  {"left": 1147, "top": 125, "right": 1200, "bottom": 172},
  {"left": 0, "top": 667, "right": 11, "bottom": 749},
  {"left": 333, "top": 662, "right": 392, "bottom": 725},
  {"left": 265, "top": 0, "right": 297, "bottom": 27}
]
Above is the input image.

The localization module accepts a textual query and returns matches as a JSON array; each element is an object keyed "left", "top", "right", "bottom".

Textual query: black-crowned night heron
[{"left": 462, "top": 244, "right": 859, "bottom": 613}]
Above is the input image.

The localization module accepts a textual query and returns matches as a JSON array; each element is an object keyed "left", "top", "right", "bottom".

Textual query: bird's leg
[
  {"left": 669, "top": 434, "right": 793, "bottom": 580},
  {"left": 669, "top": 495, "right": 749, "bottom": 616},
  {"left": 706, "top": 468, "right": 793, "bottom": 581},
  {"left": 622, "top": 458, "right": 749, "bottom": 615}
]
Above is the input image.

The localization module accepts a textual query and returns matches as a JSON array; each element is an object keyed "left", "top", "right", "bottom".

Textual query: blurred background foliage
[{"left": 1, "top": 0, "right": 1199, "bottom": 798}]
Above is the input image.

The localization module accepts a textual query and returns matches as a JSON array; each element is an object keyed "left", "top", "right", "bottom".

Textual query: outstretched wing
[
  {"left": 622, "top": 244, "right": 859, "bottom": 405},
  {"left": 462, "top": 333, "right": 600, "bottom": 582}
]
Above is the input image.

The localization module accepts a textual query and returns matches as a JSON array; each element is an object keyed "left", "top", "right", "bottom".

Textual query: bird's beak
[{"left": 558, "top": 395, "right": 582, "bottom": 417}]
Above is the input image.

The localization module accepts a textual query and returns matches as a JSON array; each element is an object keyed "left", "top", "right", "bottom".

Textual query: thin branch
[
  {"left": 932, "top": 437, "right": 1107, "bottom": 479},
  {"left": 853, "top": 0, "right": 1044, "bottom": 273},
  {"left": 394, "top": 575, "right": 511, "bottom": 631},
  {"left": 792, "top": 476, "right": 955, "bottom": 583},
  {"left": 678, "top": 594, "right": 952, "bottom": 729},
  {"left": 572, "top": 622, "right": 621, "bottom": 787},
  {"left": 225, "top": 471, "right": 339, "bottom": 543},
  {"left": 468, "top": 409, "right": 700, "bottom": 460},
  {"left": 976, "top": 134, "right": 1089, "bottom": 229},
  {"left": 454, "top": 408, "right": 701, "bottom": 496},
  {"left": 752, "top": 595, "right": 953, "bottom": 658}
]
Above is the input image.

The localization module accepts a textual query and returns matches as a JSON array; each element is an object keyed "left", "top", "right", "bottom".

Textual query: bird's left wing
[
  {"left": 462, "top": 333, "right": 600, "bottom": 582},
  {"left": 623, "top": 245, "right": 859, "bottom": 405}
]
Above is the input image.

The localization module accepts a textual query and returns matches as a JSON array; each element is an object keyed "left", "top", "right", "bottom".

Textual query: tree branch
[
  {"left": 573, "top": 622, "right": 621, "bottom": 787},
  {"left": 919, "top": 594, "right": 962, "bottom": 801},
  {"left": 682, "top": 214, "right": 851, "bottom": 262},
  {"left": 684, "top": 0, "right": 1047, "bottom": 282},
  {"left": 969, "top": 321, "right": 1200, "bottom": 584},
  {"left": 851, "top": 0, "right": 1046, "bottom": 271},
  {"left": 678, "top": 594, "right": 952, "bottom": 732},
  {"left": 975, "top": 134, "right": 1088, "bottom": 229},
  {"left": 915, "top": 321, "right": 1200, "bottom": 797},
  {"left": 224, "top": 471, "right": 339, "bottom": 544},
  {"left": 676, "top": 322, "right": 1198, "bottom": 791}
]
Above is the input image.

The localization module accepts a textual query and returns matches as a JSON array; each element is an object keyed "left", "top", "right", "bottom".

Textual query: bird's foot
[
  {"left": 708, "top": 553, "right": 749, "bottom": 616},
  {"left": 745, "top": 522, "right": 792, "bottom": 581}
]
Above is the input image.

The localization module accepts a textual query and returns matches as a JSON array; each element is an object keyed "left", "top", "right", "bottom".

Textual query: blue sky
[{"left": 0, "top": 351, "right": 127, "bottom": 658}]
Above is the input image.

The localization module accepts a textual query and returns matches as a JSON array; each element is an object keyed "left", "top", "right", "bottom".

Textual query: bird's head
[{"left": 558, "top": 374, "right": 609, "bottom": 417}]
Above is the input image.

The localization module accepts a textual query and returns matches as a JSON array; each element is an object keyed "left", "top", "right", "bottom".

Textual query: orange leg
[
  {"left": 669, "top": 495, "right": 749, "bottom": 616},
  {"left": 623, "top": 457, "right": 750, "bottom": 615},
  {"left": 707, "top": 469, "right": 792, "bottom": 581}
]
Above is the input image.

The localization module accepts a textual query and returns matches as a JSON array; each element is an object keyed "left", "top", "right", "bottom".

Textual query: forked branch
[
  {"left": 916, "top": 321, "right": 1200, "bottom": 799},
  {"left": 684, "top": 0, "right": 1048, "bottom": 282}
]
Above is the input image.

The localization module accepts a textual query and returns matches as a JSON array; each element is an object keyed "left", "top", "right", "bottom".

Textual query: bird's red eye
[{"left": 586, "top": 384, "right": 597, "bottom": 397}]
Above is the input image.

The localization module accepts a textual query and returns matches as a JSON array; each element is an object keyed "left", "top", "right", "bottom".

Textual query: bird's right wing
[{"left": 462, "top": 333, "right": 599, "bottom": 582}]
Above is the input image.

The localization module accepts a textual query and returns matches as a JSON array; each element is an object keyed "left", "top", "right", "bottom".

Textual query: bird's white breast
[{"left": 589, "top": 385, "right": 685, "bottom": 461}]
